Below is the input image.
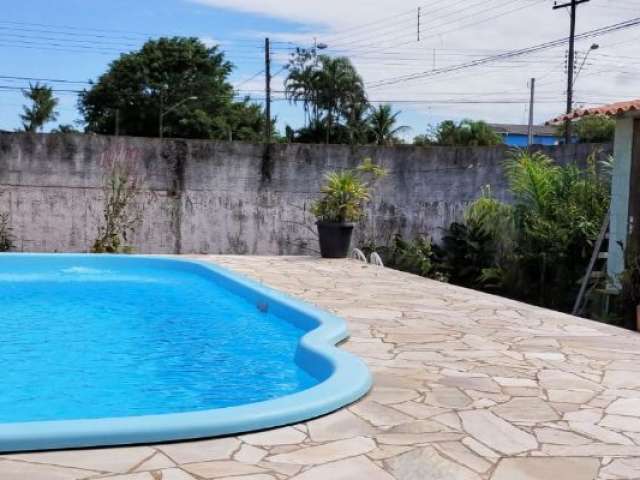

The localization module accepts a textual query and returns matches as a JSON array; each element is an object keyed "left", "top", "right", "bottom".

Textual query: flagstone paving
[{"left": 4, "top": 255, "right": 640, "bottom": 479}]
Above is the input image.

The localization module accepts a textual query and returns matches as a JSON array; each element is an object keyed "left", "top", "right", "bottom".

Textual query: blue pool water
[{"left": 0, "top": 255, "right": 320, "bottom": 423}]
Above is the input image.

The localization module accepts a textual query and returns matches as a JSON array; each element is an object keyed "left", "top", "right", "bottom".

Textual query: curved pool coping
[{"left": 0, "top": 253, "right": 372, "bottom": 453}]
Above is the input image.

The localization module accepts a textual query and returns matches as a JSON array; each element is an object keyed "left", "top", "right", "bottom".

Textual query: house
[
  {"left": 489, "top": 123, "right": 560, "bottom": 147},
  {"left": 549, "top": 99, "right": 640, "bottom": 288}
]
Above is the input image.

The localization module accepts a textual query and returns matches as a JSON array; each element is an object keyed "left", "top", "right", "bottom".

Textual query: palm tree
[
  {"left": 345, "top": 101, "right": 371, "bottom": 145},
  {"left": 434, "top": 119, "right": 502, "bottom": 146},
  {"left": 285, "top": 52, "right": 367, "bottom": 143},
  {"left": 285, "top": 50, "right": 319, "bottom": 126},
  {"left": 367, "top": 104, "right": 409, "bottom": 146},
  {"left": 20, "top": 82, "right": 59, "bottom": 132},
  {"left": 313, "top": 56, "right": 366, "bottom": 143}
]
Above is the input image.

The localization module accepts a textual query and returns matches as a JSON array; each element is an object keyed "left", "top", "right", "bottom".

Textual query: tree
[
  {"left": 421, "top": 119, "right": 503, "bottom": 147},
  {"left": 461, "top": 150, "right": 609, "bottom": 311},
  {"left": 345, "top": 101, "right": 371, "bottom": 145},
  {"left": 413, "top": 134, "right": 432, "bottom": 146},
  {"left": 79, "top": 37, "right": 267, "bottom": 141},
  {"left": 285, "top": 50, "right": 367, "bottom": 144},
  {"left": 20, "top": 82, "right": 59, "bottom": 132},
  {"left": 367, "top": 104, "right": 409, "bottom": 146},
  {"left": 52, "top": 124, "right": 80, "bottom": 134},
  {"left": 285, "top": 48, "right": 319, "bottom": 126},
  {"left": 557, "top": 115, "right": 615, "bottom": 143}
]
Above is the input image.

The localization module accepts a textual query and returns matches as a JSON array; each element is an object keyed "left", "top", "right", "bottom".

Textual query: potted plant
[{"left": 312, "top": 159, "right": 386, "bottom": 258}]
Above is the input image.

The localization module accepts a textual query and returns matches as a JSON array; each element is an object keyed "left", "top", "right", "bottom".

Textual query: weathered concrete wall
[{"left": 0, "top": 133, "right": 611, "bottom": 254}]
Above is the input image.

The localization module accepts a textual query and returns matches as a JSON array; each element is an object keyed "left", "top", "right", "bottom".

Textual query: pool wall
[{"left": 0, "top": 254, "right": 372, "bottom": 452}]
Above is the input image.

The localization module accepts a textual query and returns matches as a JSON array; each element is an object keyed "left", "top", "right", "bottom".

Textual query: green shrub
[
  {"left": 91, "top": 149, "right": 142, "bottom": 254},
  {"left": 312, "top": 159, "right": 386, "bottom": 223},
  {"left": 455, "top": 149, "right": 610, "bottom": 311},
  {"left": 439, "top": 221, "right": 495, "bottom": 289},
  {"left": 365, "top": 234, "right": 448, "bottom": 282}
]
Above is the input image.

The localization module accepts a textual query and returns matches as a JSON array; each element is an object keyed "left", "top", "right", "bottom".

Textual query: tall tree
[
  {"left": 285, "top": 51, "right": 367, "bottom": 144},
  {"left": 21, "top": 83, "right": 59, "bottom": 132},
  {"left": 368, "top": 104, "right": 409, "bottom": 146},
  {"left": 79, "top": 37, "right": 268, "bottom": 141},
  {"left": 285, "top": 48, "right": 319, "bottom": 126},
  {"left": 316, "top": 55, "right": 366, "bottom": 143},
  {"left": 557, "top": 115, "right": 615, "bottom": 143},
  {"left": 345, "top": 101, "right": 371, "bottom": 145},
  {"left": 426, "top": 119, "right": 503, "bottom": 147}
]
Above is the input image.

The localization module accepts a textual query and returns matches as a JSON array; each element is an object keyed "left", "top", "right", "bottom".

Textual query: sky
[{"left": 1, "top": 0, "right": 638, "bottom": 139}]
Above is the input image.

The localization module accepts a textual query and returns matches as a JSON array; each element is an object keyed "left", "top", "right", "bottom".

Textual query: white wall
[{"left": 608, "top": 114, "right": 638, "bottom": 283}]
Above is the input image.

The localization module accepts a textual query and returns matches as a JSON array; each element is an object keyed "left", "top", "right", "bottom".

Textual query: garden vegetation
[{"left": 366, "top": 149, "right": 611, "bottom": 313}]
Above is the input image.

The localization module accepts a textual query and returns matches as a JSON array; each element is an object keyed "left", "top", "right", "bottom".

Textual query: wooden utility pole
[
  {"left": 417, "top": 7, "right": 421, "bottom": 42},
  {"left": 527, "top": 78, "right": 536, "bottom": 147},
  {"left": 553, "top": 0, "right": 590, "bottom": 144},
  {"left": 265, "top": 37, "right": 272, "bottom": 143}
]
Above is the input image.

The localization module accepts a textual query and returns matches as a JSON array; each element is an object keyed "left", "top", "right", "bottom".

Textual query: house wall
[
  {"left": 608, "top": 114, "right": 638, "bottom": 283},
  {"left": 0, "top": 133, "right": 611, "bottom": 255},
  {"left": 501, "top": 134, "right": 559, "bottom": 147}
]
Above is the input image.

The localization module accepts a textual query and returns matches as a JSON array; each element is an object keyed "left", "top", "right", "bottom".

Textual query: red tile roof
[{"left": 547, "top": 99, "right": 640, "bottom": 125}]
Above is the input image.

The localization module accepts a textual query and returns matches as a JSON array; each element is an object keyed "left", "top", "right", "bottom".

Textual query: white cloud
[
  {"left": 193, "top": 0, "right": 640, "bottom": 128},
  {"left": 200, "top": 36, "right": 220, "bottom": 48}
]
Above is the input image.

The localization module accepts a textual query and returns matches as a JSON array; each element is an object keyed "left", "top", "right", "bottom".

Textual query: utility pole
[
  {"left": 527, "top": 78, "right": 536, "bottom": 147},
  {"left": 265, "top": 37, "right": 272, "bottom": 143},
  {"left": 553, "top": 0, "right": 590, "bottom": 144},
  {"left": 417, "top": 7, "right": 421, "bottom": 42}
]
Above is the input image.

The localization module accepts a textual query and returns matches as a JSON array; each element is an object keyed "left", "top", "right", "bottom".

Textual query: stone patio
[{"left": 3, "top": 255, "right": 640, "bottom": 479}]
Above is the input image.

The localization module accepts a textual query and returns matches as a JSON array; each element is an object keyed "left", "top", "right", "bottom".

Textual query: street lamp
[
  {"left": 574, "top": 43, "right": 599, "bottom": 86},
  {"left": 159, "top": 95, "right": 199, "bottom": 139}
]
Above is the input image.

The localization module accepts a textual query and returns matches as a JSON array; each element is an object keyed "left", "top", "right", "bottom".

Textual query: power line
[
  {"left": 367, "top": 16, "right": 640, "bottom": 89},
  {"left": 327, "top": 0, "right": 471, "bottom": 49},
  {"left": 330, "top": 0, "right": 509, "bottom": 50}
]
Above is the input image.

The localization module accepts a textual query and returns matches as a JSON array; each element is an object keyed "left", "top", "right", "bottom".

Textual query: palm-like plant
[
  {"left": 504, "top": 150, "right": 560, "bottom": 217},
  {"left": 21, "top": 82, "right": 59, "bottom": 132},
  {"left": 315, "top": 55, "right": 366, "bottom": 143},
  {"left": 285, "top": 49, "right": 319, "bottom": 125},
  {"left": 434, "top": 119, "right": 502, "bottom": 146},
  {"left": 312, "top": 159, "right": 387, "bottom": 223},
  {"left": 345, "top": 101, "right": 371, "bottom": 145},
  {"left": 367, "top": 104, "right": 409, "bottom": 146},
  {"left": 285, "top": 51, "right": 367, "bottom": 143},
  {"left": 462, "top": 150, "right": 609, "bottom": 310},
  {"left": 312, "top": 170, "right": 370, "bottom": 223}
]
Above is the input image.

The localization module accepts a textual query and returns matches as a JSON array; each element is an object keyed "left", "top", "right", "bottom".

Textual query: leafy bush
[
  {"left": 361, "top": 149, "right": 609, "bottom": 312},
  {"left": 369, "top": 234, "right": 448, "bottom": 282},
  {"left": 312, "top": 159, "right": 386, "bottom": 223},
  {"left": 91, "top": 148, "right": 143, "bottom": 253},
  {"left": 459, "top": 149, "right": 610, "bottom": 310},
  {"left": 414, "top": 119, "right": 503, "bottom": 147},
  {"left": 0, "top": 213, "right": 14, "bottom": 252},
  {"left": 556, "top": 115, "right": 615, "bottom": 143},
  {"left": 439, "top": 221, "right": 495, "bottom": 289}
]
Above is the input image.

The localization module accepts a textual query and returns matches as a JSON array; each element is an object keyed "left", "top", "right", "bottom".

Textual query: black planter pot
[{"left": 316, "top": 221, "right": 355, "bottom": 259}]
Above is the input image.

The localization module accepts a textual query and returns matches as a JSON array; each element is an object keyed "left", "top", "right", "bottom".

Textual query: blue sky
[
  {"left": 2, "top": 0, "right": 638, "bottom": 136},
  {"left": 0, "top": 0, "right": 315, "bottom": 133}
]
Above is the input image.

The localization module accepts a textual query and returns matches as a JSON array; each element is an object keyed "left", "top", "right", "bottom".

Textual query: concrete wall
[{"left": 0, "top": 133, "right": 611, "bottom": 254}]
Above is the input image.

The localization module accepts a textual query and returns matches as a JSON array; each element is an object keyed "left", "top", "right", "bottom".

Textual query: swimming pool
[{"left": 0, "top": 254, "right": 371, "bottom": 452}]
